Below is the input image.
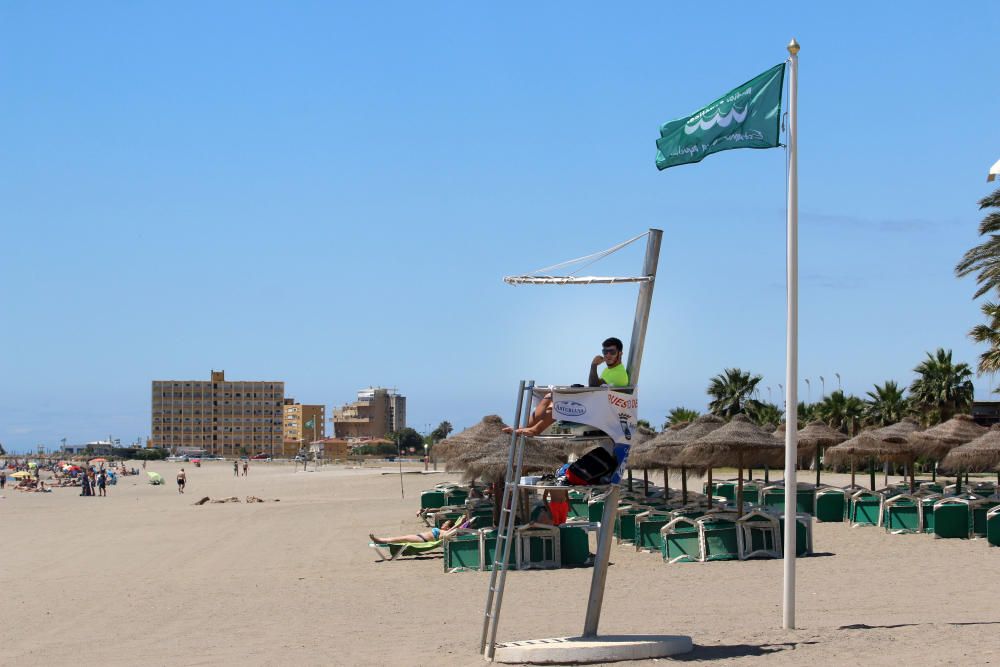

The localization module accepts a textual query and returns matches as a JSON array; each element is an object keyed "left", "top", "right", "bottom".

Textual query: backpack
[{"left": 565, "top": 446, "right": 618, "bottom": 486}]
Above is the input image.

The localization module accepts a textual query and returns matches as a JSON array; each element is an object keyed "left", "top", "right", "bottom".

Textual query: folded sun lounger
[{"left": 369, "top": 539, "right": 443, "bottom": 561}]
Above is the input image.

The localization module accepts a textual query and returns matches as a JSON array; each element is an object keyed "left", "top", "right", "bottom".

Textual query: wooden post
[
  {"left": 764, "top": 465, "right": 770, "bottom": 484},
  {"left": 909, "top": 456, "right": 916, "bottom": 494},
  {"left": 680, "top": 467, "right": 688, "bottom": 505},
  {"left": 868, "top": 458, "right": 876, "bottom": 491},
  {"left": 814, "top": 445, "right": 822, "bottom": 487},
  {"left": 706, "top": 467, "right": 713, "bottom": 509},
  {"left": 643, "top": 469, "right": 649, "bottom": 497},
  {"left": 850, "top": 457, "right": 856, "bottom": 488},
  {"left": 736, "top": 454, "right": 744, "bottom": 515}
]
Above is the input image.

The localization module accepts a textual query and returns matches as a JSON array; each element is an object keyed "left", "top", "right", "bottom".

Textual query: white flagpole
[{"left": 783, "top": 37, "right": 800, "bottom": 631}]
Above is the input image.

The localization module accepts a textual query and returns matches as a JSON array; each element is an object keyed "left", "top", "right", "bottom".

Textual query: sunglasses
[{"left": 601, "top": 348, "right": 619, "bottom": 355}]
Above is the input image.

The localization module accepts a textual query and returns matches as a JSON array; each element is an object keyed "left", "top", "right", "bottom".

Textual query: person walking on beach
[
  {"left": 0, "top": 471, "right": 6, "bottom": 490},
  {"left": 242, "top": 461, "right": 248, "bottom": 477},
  {"left": 97, "top": 471, "right": 107, "bottom": 497},
  {"left": 177, "top": 468, "right": 186, "bottom": 494},
  {"left": 233, "top": 460, "right": 239, "bottom": 477}
]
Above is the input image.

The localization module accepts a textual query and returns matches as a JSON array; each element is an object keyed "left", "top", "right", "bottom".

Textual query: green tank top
[{"left": 601, "top": 364, "right": 629, "bottom": 387}]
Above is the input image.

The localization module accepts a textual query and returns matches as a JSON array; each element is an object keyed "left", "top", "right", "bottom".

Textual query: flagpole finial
[{"left": 787, "top": 38, "right": 800, "bottom": 55}]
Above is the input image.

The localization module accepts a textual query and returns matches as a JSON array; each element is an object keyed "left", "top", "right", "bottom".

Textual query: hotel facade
[
  {"left": 151, "top": 370, "right": 285, "bottom": 457},
  {"left": 332, "top": 387, "right": 406, "bottom": 440}
]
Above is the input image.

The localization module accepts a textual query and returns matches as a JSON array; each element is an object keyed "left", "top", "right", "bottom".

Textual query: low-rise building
[
  {"left": 332, "top": 387, "right": 406, "bottom": 439},
  {"left": 282, "top": 399, "right": 326, "bottom": 457}
]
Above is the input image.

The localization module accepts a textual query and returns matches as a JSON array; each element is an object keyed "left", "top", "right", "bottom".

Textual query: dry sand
[{"left": 2, "top": 461, "right": 998, "bottom": 666}]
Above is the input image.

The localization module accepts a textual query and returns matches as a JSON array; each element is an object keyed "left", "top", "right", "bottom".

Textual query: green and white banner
[{"left": 655, "top": 63, "right": 785, "bottom": 170}]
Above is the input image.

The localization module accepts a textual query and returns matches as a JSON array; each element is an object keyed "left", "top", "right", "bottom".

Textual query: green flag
[
  {"left": 655, "top": 63, "right": 785, "bottom": 171},
  {"left": 304, "top": 418, "right": 314, "bottom": 429}
]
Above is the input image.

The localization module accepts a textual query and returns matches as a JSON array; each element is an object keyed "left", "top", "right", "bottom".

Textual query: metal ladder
[{"left": 480, "top": 379, "right": 534, "bottom": 661}]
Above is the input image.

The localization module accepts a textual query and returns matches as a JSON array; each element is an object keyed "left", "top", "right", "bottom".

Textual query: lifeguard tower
[{"left": 480, "top": 229, "right": 693, "bottom": 663}]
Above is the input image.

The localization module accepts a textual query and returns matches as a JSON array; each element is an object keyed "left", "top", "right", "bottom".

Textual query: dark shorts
[{"left": 177, "top": 479, "right": 185, "bottom": 486}]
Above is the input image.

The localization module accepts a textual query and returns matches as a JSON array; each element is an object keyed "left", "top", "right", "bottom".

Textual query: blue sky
[{"left": 2, "top": 3, "right": 999, "bottom": 452}]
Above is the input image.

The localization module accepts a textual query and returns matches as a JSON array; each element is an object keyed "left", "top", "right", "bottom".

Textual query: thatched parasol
[
  {"left": 459, "top": 433, "right": 567, "bottom": 483},
  {"left": 636, "top": 415, "right": 723, "bottom": 503},
  {"left": 908, "top": 414, "right": 986, "bottom": 460},
  {"left": 824, "top": 428, "right": 916, "bottom": 490},
  {"left": 677, "top": 414, "right": 785, "bottom": 509},
  {"left": 434, "top": 415, "right": 508, "bottom": 463},
  {"left": 772, "top": 422, "right": 816, "bottom": 465},
  {"left": 797, "top": 421, "right": 849, "bottom": 486},
  {"left": 625, "top": 425, "right": 657, "bottom": 492},
  {"left": 939, "top": 424, "right": 1000, "bottom": 475}
]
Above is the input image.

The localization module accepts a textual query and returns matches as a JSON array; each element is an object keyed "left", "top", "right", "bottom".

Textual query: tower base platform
[{"left": 492, "top": 634, "right": 693, "bottom": 664}]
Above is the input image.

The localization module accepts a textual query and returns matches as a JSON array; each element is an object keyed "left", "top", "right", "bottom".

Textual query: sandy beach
[{"left": 2, "top": 461, "right": 998, "bottom": 666}]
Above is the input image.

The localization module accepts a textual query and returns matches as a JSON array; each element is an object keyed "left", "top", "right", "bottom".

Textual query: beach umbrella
[
  {"left": 625, "top": 425, "right": 657, "bottom": 492},
  {"left": 89, "top": 458, "right": 107, "bottom": 465},
  {"left": 939, "top": 424, "right": 1000, "bottom": 485},
  {"left": 824, "top": 429, "right": 916, "bottom": 490},
  {"left": 677, "top": 414, "right": 784, "bottom": 510},
  {"left": 460, "top": 433, "right": 567, "bottom": 484},
  {"left": 796, "top": 421, "right": 849, "bottom": 486},
  {"left": 434, "top": 415, "right": 509, "bottom": 463},
  {"left": 11, "top": 471, "right": 30, "bottom": 479},
  {"left": 635, "top": 415, "right": 723, "bottom": 504},
  {"left": 908, "top": 415, "right": 986, "bottom": 491},
  {"left": 146, "top": 471, "right": 163, "bottom": 485}
]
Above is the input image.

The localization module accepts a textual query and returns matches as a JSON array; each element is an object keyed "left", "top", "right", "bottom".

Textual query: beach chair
[
  {"left": 567, "top": 490, "right": 589, "bottom": 519},
  {"left": 919, "top": 481, "right": 944, "bottom": 494},
  {"left": 986, "top": 505, "right": 1000, "bottom": 547},
  {"left": 480, "top": 528, "right": 518, "bottom": 571},
  {"left": 515, "top": 525, "right": 560, "bottom": 570},
  {"left": 971, "top": 499, "right": 998, "bottom": 538},
  {"left": 880, "top": 494, "right": 921, "bottom": 534},
  {"left": 849, "top": 490, "right": 882, "bottom": 527},
  {"left": 559, "top": 524, "right": 593, "bottom": 566},
  {"left": 777, "top": 512, "right": 813, "bottom": 557},
  {"left": 634, "top": 510, "right": 672, "bottom": 553},
  {"left": 814, "top": 487, "right": 847, "bottom": 522},
  {"left": 370, "top": 539, "right": 443, "bottom": 562},
  {"left": 698, "top": 513, "right": 740, "bottom": 561},
  {"left": 420, "top": 489, "right": 447, "bottom": 510},
  {"left": 443, "top": 531, "right": 483, "bottom": 572},
  {"left": 736, "top": 509, "right": 781, "bottom": 560},
  {"left": 741, "top": 482, "right": 761, "bottom": 506},
  {"left": 661, "top": 517, "right": 700, "bottom": 563},
  {"left": 761, "top": 485, "right": 784, "bottom": 512},
  {"left": 920, "top": 494, "right": 941, "bottom": 534},
  {"left": 587, "top": 499, "right": 605, "bottom": 524},
  {"left": 933, "top": 497, "right": 973, "bottom": 539},
  {"left": 614, "top": 505, "right": 650, "bottom": 545},
  {"left": 970, "top": 482, "right": 996, "bottom": 498},
  {"left": 713, "top": 480, "right": 737, "bottom": 503}
]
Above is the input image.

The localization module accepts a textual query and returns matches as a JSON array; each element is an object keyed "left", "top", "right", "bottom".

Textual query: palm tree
[
  {"left": 663, "top": 407, "right": 700, "bottom": 428},
  {"left": 815, "top": 390, "right": 865, "bottom": 435},
  {"left": 954, "top": 187, "right": 1000, "bottom": 298},
  {"left": 797, "top": 401, "right": 819, "bottom": 423},
  {"left": 745, "top": 400, "right": 783, "bottom": 427},
  {"left": 706, "top": 368, "right": 762, "bottom": 418},
  {"left": 968, "top": 301, "right": 1000, "bottom": 378},
  {"left": 908, "top": 348, "right": 974, "bottom": 426},
  {"left": 864, "top": 381, "right": 907, "bottom": 427}
]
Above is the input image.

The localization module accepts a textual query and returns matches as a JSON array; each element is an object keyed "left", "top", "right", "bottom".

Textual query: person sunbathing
[
  {"left": 369, "top": 514, "right": 470, "bottom": 545},
  {"left": 504, "top": 337, "right": 630, "bottom": 437}
]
